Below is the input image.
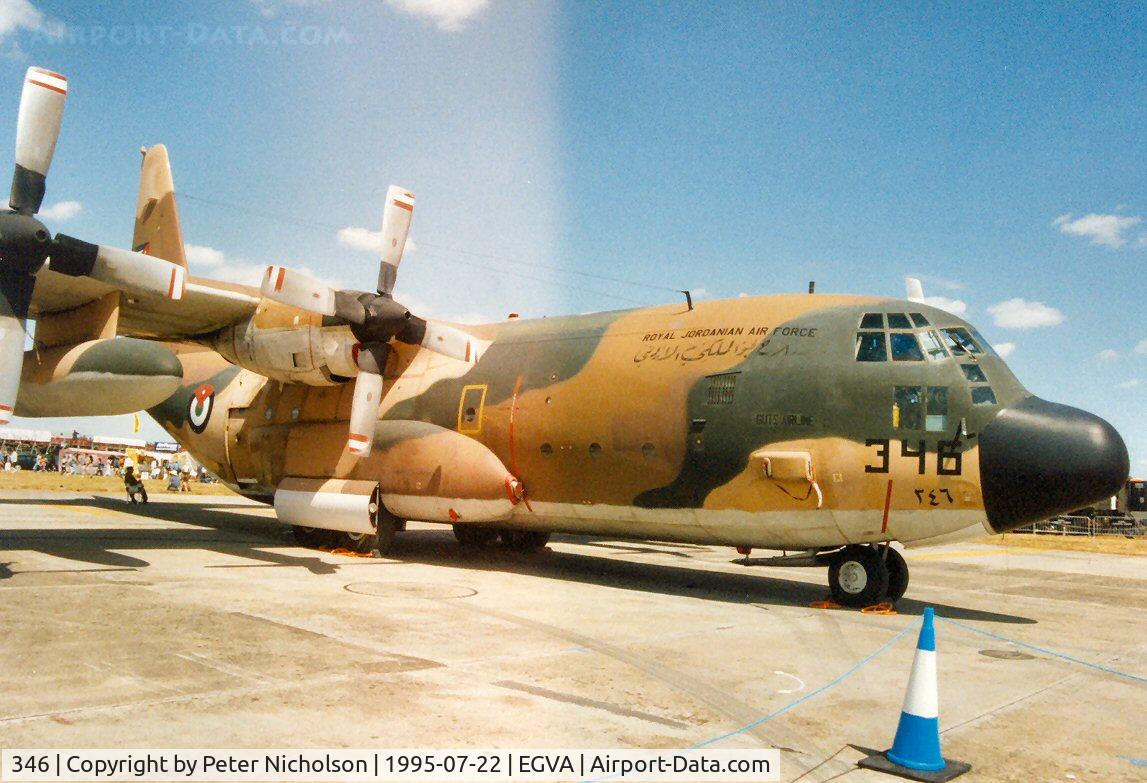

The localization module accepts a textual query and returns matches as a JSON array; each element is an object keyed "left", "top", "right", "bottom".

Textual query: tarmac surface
[{"left": 1, "top": 491, "right": 1144, "bottom": 782}]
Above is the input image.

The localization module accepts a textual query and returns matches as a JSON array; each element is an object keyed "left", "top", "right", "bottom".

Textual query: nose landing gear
[{"left": 827, "top": 544, "right": 909, "bottom": 608}]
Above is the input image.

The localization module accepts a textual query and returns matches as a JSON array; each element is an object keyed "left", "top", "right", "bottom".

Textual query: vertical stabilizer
[{"left": 132, "top": 144, "right": 187, "bottom": 268}]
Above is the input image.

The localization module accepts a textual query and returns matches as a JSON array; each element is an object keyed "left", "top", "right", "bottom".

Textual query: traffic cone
[{"left": 858, "top": 608, "right": 970, "bottom": 781}]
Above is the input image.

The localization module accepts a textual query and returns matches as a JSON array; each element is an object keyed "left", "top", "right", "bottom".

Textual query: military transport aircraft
[{"left": 1, "top": 68, "right": 1130, "bottom": 607}]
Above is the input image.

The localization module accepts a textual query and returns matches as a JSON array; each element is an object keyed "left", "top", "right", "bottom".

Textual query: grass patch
[{"left": 0, "top": 472, "right": 237, "bottom": 496}]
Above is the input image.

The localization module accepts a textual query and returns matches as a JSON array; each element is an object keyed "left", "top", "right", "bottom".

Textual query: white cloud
[
  {"left": 385, "top": 0, "right": 488, "bottom": 31},
  {"left": 184, "top": 243, "right": 226, "bottom": 268},
  {"left": 1053, "top": 213, "right": 1143, "bottom": 249},
  {"left": 1116, "top": 379, "right": 1141, "bottom": 389},
  {"left": 994, "top": 342, "right": 1016, "bottom": 358},
  {"left": 1135, "top": 339, "right": 1147, "bottom": 356},
  {"left": 38, "top": 200, "right": 81, "bottom": 221},
  {"left": 185, "top": 242, "right": 336, "bottom": 290},
  {"left": 920, "top": 295, "right": 967, "bottom": 316},
  {"left": 337, "top": 226, "right": 416, "bottom": 256},
  {"left": 249, "top": 0, "right": 330, "bottom": 19},
  {"left": 1097, "top": 348, "right": 1120, "bottom": 362},
  {"left": 0, "top": 0, "right": 44, "bottom": 39},
  {"left": 987, "top": 298, "right": 1065, "bottom": 330}
]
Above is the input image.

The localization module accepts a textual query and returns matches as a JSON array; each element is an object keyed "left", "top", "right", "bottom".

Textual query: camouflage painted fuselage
[{"left": 151, "top": 293, "right": 1028, "bottom": 549}]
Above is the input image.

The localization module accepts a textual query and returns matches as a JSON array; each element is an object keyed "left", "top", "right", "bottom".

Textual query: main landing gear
[
  {"left": 292, "top": 508, "right": 401, "bottom": 556},
  {"left": 827, "top": 544, "right": 909, "bottom": 608}
]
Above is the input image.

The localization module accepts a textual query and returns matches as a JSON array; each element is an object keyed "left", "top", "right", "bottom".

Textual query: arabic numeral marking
[
  {"left": 901, "top": 439, "right": 926, "bottom": 475},
  {"left": 865, "top": 438, "right": 890, "bottom": 473}
]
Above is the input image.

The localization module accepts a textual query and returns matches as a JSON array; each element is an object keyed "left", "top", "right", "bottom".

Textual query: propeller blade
[
  {"left": 376, "top": 185, "right": 415, "bottom": 296},
  {"left": 398, "top": 317, "right": 477, "bottom": 363},
  {"left": 261, "top": 265, "right": 337, "bottom": 316},
  {"left": 51, "top": 234, "right": 186, "bottom": 300},
  {"left": 11, "top": 67, "right": 67, "bottom": 214},
  {"left": 347, "top": 370, "right": 384, "bottom": 457},
  {"left": 0, "top": 274, "right": 35, "bottom": 425}
]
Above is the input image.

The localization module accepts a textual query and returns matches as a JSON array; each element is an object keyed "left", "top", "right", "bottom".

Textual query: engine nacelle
[
  {"left": 213, "top": 311, "right": 359, "bottom": 386},
  {"left": 273, "top": 477, "right": 380, "bottom": 534}
]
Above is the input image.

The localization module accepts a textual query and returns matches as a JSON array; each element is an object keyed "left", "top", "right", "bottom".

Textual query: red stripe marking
[
  {"left": 881, "top": 479, "right": 894, "bottom": 534},
  {"left": 348, "top": 433, "right": 369, "bottom": 443},
  {"left": 0, "top": 404, "right": 13, "bottom": 412},
  {"left": 464, "top": 341, "right": 471, "bottom": 362},
  {"left": 275, "top": 266, "right": 286, "bottom": 292},
  {"left": 28, "top": 79, "right": 66, "bottom": 95},
  {"left": 31, "top": 67, "right": 66, "bottom": 80},
  {"left": 167, "top": 268, "right": 178, "bottom": 299},
  {"left": 392, "top": 199, "right": 413, "bottom": 212}
]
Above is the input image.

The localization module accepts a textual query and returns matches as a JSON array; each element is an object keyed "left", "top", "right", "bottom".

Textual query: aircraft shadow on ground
[{"left": 0, "top": 496, "right": 1035, "bottom": 624}]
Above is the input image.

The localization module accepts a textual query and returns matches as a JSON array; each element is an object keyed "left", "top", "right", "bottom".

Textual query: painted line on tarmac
[
  {"left": 690, "top": 617, "right": 919, "bottom": 749},
  {"left": 939, "top": 617, "right": 1147, "bottom": 684}
]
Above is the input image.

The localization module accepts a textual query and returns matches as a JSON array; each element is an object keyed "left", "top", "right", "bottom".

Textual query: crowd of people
[{"left": 0, "top": 443, "right": 208, "bottom": 493}]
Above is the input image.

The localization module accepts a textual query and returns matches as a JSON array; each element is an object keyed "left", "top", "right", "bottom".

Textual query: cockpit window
[
  {"left": 887, "top": 313, "right": 912, "bottom": 329},
  {"left": 968, "top": 327, "right": 997, "bottom": 357},
  {"left": 889, "top": 332, "right": 925, "bottom": 361},
  {"left": 972, "top": 386, "right": 997, "bottom": 405},
  {"left": 860, "top": 313, "right": 884, "bottom": 329},
  {"left": 940, "top": 327, "right": 982, "bottom": 355},
  {"left": 856, "top": 332, "right": 887, "bottom": 362},
  {"left": 919, "top": 330, "right": 949, "bottom": 361},
  {"left": 960, "top": 364, "right": 987, "bottom": 382},
  {"left": 910, "top": 312, "right": 930, "bottom": 327}
]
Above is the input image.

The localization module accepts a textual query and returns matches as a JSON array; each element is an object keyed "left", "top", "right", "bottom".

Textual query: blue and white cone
[
  {"left": 859, "top": 607, "right": 969, "bottom": 780},
  {"left": 887, "top": 607, "right": 944, "bottom": 771}
]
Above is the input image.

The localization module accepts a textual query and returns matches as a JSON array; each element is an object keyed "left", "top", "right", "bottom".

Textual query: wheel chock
[
  {"left": 862, "top": 602, "right": 898, "bottom": 615},
  {"left": 810, "top": 599, "right": 843, "bottom": 609}
]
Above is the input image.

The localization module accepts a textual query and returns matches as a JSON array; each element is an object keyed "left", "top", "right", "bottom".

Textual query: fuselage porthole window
[
  {"left": 926, "top": 386, "right": 948, "bottom": 431},
  {"left": 960, "top": 364, "right": 988, "bottom": 383},
  {"left": 971, "top": 386, "right": 998, "bottom": 405},
  {"left": 894, "top": 385, "right": 924, "bottom": 429},
  {"left": 856, "top": 331, "right": 887, "bottom": 362}
]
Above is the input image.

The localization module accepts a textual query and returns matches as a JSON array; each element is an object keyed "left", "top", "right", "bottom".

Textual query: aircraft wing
[{"left": 29, "top": 267, "right": 259, "bottom": 340}]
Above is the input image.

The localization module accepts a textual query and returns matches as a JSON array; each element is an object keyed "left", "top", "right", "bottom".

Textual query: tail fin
[{"left": 132, "top": 144, "right": 187, "bottom": 268}]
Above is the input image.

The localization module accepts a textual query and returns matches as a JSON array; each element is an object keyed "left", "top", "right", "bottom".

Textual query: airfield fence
[{"left": 1015, "top": 515, "right": 1147, "bottom": 538}]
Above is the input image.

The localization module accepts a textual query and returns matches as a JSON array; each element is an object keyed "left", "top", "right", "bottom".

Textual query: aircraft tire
[
  {"left": 454, "top": 524, "right": 498, "bottom": 547},
  {"left": 828, "top": 545, "right": 889, "bottom": 608},
  {"left": 292, "top": 525, "right": 334, "bottom": 548},
  {"left": 500, "top": 529, "right": 551, "bottom": 552},
  {"left": 884, "top": 546, "right": 909, "bottom": 602}
]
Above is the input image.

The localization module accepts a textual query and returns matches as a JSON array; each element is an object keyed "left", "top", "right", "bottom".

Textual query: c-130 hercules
[{"left": 1, "top": 68, "right": 1129, "bottom": 607}]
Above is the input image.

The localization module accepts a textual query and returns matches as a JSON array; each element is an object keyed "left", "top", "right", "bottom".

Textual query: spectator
[{"left": 123, "top": 466, "right": 148, "bottom": 504}]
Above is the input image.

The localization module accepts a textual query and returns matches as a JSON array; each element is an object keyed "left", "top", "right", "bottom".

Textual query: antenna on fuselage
[
  {"left": 808, "top": 281, "right": 815, "bottom": 294},
  {"left": 681, "top": 290, "right": 693, "bottom": 311}
]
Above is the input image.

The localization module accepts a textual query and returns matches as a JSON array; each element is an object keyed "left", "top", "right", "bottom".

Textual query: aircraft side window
[
  {"left": 860, "top": 313, "right": 884, "bottom": 329},
  {"left": 971, "top": 386, "right": 997, "bottom": 405},
  {"left": 887, "top": 313, "right": 912, "bottom": 329},
  {"left": 910, "top": 312, "right": 930, "bottom": 327},
  {"left": 919, "top": 330, "right": 949, "bottom": 361},
  {"left": 941, "top": 327, "right": 982, "bottom": 355},
  {"left": 855, "top": 331, "right": 887, "bottom": 362},
  {"left": 889, "top": 332, "right": 925, "bottom": 361},
  {"left": 968, "top": 326, "right": 997, "bottom": 357},
  {"left": 893, "top": 386, "right": 924, "bottom": 429},
  {"left": 926, "top": 386, "right": 948, "bottom": 431},
  {"left": 960, "top": 364, "right": 987, "bottom": 382}
]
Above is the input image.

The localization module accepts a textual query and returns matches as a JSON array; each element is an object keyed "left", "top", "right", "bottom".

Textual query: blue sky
[{"left": 3, "top": 1, "right": 1145, "bottom": 472}]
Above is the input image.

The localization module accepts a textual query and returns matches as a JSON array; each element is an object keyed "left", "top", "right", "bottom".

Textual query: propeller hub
[{"left": 0, "top": 210, "right": 51, "bottom": 275}]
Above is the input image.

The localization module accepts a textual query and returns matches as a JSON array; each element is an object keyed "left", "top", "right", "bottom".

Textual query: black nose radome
[{"left": 979, "top": 396, "right": 1129, "bottom": 533}]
